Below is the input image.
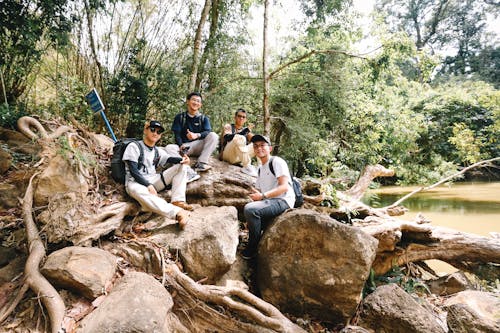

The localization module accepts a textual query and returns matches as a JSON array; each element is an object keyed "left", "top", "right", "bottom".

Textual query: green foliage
[
  {"left": 448, "top": 123, "right": 483, "bottom": 165},
  {"left": 106, "top": 39, "right": 151, "bottom": 138},
  {"left": 363, "top": 265, "right": 431, "bottom": 298},
  {"left": 0, "top": 0, "right": 73, "bottom": 103},
  {"left": 414, "top": 80, "right": 499, "bottom": 166},
  {"left": 57, "top": 136, "right": 96, "bottom": 169},
  {"left": 0, "top": 103, "right": 28, "bottom": 129}
]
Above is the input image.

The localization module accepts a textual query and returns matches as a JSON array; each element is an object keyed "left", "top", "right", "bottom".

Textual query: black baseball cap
[
  {"left": 251, "top": 134, "right": 271, "bottom": 145},
  {"left": 147, "top": 120, "right": 165, "bottom": 132}
]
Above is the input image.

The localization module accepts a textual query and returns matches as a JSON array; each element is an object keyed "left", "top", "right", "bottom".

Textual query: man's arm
[
  {"left": 249, "top": 175, "right": 289, "bottom": 201},
  {"left": 127, "top": 161, "right": 151, "bottom": 187},
  {"left": 197, "top": 115, "right": 211, "bottom": 139},
  {"left": 171, "top": 113, "right": 184, "bottom": 146}
]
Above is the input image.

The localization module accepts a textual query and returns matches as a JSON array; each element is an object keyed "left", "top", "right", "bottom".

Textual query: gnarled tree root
[
  {"left": 17, "top": 116, "right": 73, "bottom": 141},
  {"left": 165, "top": 263, "right": 306, "bottom": 333},
  {"left": 21, "top": 173, "right": 65, "bottom": 333}
]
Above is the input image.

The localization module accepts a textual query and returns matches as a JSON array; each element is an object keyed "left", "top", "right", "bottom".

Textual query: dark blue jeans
[{"left": 243, "top": 198, "right": 289, "bottom": 255}]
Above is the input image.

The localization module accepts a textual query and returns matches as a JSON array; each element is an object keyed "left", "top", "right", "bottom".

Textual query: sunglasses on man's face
[{"left": 149, "top": 127, "right": 163, "bottom": 134}]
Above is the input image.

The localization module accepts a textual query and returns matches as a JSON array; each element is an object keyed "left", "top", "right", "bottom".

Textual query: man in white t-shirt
[
  {"left": 122, "top": 120, "right": 192, "bottom": 229},
  {"left": 241, "top": 134, "right": 295, "bottom": 259}
]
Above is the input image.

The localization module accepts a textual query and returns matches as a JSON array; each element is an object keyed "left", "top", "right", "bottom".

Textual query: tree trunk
[
  {"left": 262, "top": 0, "right": 271, "bottom": 136},
  {"left": 196, "top": 0, "right": 219, "bottom": 91},
  {"left": 189, "top": 0, "right": 212, "bottom": 92},
  {"left": 83, "top": 0, "right": 105, "bottom": 100}
]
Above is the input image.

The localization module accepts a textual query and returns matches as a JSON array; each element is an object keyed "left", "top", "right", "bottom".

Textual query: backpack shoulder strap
[
  {"left": 134, "top": 140, "right": 145, "bottom": 168},
  {"left": 153, "top": 147, "right": 159, "bottom": 167},
  {"left": 257, "top": 156, "right": 276, "bottom": 177},
  {"left": 268, "top": 156, "right": 275, "bottom": 176},
  {"left": 231, "top": 124, "right": 235, "bottom": 134},
  {"left": 180, "top": 111, "right": 187, "bottom": 129}
]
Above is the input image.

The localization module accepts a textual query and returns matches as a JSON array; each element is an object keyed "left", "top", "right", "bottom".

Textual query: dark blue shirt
[{"left": 171, "top": 112, "right": 212, "bottom": 146}]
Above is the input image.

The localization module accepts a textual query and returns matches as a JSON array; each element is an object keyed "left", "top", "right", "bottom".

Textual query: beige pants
[
  {"left": 222, "top": 134, "right": 254, "bottom": 167},
  {"left": 125, "top": 164, "right": 187, "bottom": 219}
]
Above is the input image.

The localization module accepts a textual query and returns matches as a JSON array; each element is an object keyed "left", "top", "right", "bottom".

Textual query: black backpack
[
  {"left": 259, "top": 156, "right": 304, "bottom": 208},
  {"left": 110, "top": 139, "right": 159, "bottom": 184}
]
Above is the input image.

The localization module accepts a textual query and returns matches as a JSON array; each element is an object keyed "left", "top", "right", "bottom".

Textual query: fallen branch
[
  {"left": 21, "top": 173, "right": 66, "bottom": 333},
  {"left": 356, "top": 218, "right": 500, "bottom": 275},
  {"left": 344, "top": 164, "right": 395, "bottom": 201},
  {"left": 385, "top": 157, "right": 500, "bottom": 209}
]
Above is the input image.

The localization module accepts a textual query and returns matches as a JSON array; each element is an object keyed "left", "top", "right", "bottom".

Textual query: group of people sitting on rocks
[{"left": 121, "top": 92, "right": 296, "bottom": 259}]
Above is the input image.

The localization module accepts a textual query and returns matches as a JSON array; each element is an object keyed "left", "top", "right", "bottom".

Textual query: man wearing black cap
[
  {"left": 122, "top": 120, "right": 192, "bottom": 229},
  {"left": 241, "top": 134, "right": 295, "bottom": 259}
]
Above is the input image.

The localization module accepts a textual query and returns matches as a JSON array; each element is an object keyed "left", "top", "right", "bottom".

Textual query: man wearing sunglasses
[
  {"left": 166, "top": 92, "right": 219, "bottom": 172},
  {"left": 122, "top": 120, "right": 192, "bottom": 230},
  {"left": 219, "top": 108, "right": 257, "bottom": 177},
  {"left": 241, "top": 135, "right": 295, "bottom": 259}
]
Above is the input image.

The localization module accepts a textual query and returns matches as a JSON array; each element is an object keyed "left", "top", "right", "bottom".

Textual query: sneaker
[
  {"left": 241, "top": 165, "right": 258, "bottom": 177},
  {"left": 240, "top": 248, "right": 256, "bottom": 260},
  {"left": 194, "top": 162, "right": 212, "bottom": 172},
  {"left": 172, "top": 201, "right": 194, "bottom": 211},
  {"left": 186, "top": 166, "right": 201, "bottom": 183},
  {"left": 176, "top": 210, "right": 189, "bottom": 230}
]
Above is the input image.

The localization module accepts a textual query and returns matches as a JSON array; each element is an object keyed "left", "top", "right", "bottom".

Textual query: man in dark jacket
[{"left": 166, "top": 92, "right": 219, "bottom": 172}]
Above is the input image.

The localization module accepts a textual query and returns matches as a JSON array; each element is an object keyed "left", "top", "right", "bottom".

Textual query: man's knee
[
  {"left": 164, "top": 144, "right": 180, "bottom": 155},
  {"left": 205, "top": 132, "right": 219, "bottom": 143},
  {"left": 232, "top": 134, "right": 247, "bottom": 146}
]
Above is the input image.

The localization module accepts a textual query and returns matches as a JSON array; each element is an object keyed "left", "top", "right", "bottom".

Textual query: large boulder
[
  {"left": 150, "top": 206, "right": 239, "bottom": 283},
  {"left": 257, "top": 209, "right": 378, "bottom": 324},
  {"left": 357, "top": 283, "right": 446, "bottom": 333},
  {"left": 35, "top": 154, "right": 89, "bottom": 206},
  {"left": 444, "top": 290, "right": 500, "bottom": 332},
  {"left": 77, "top": 271, "right": 186, "bottom": 333},
  {"left": 41, "top": 246, "right": 117, "bottom": 299},
  {"left": 445, "top": 303, "right": 500, "bottom": 333},
  {"left": 427, "top": 272, "right": 472, "bottom": 296},
  {"left": 109, "top": 206, "right": 240, "bottom": 284},
  {"left": 0, "top": 147, "right": 12, "bottom": 174}
]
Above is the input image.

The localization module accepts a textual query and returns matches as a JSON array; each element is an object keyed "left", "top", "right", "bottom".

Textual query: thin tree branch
[
  {"left": 268, "top": 49, "right": 369, "bottom": 80},
  {"left": 385, "top": 157, "right": 500, "bottom": 209}
]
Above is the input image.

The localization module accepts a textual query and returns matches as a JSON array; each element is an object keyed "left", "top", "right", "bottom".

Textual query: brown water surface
[{"left": 366, "top": 181, "right": 500, "bottom": 274}]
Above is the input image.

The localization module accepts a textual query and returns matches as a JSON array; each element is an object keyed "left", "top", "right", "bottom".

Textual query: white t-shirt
[
  {"left": 256, "top": 156, "right": 295, "bottom": 209},
  {"left": 122, "top": 141, "right": 169, "bottom": 184}
]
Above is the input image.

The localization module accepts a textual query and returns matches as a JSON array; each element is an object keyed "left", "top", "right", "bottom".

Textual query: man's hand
[
  {"left": 180, "top": 155, "right": 190, "bottom": 164},
  {"left": 249, "top": 187, "right": 263, "bottom": 201},
  {"left": 147, "top": 184, "right": 158, "bottom": 196},
  {"left": 186, "top": 129, "right": 199, "bottom": 141},
  {"left": 223, "top": 124, "right": 232, "bottom": 135}
]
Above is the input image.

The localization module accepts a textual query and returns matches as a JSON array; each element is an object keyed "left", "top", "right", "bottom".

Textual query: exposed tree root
[
  {"left": 21, "top": 173, "right": 65, "bottom": 333},
  {"left": 17, "top": 116, "right": 73, "bottom": 142},
  {"left": 0, "top": 283, "right": 29, "bottom": 324},
  {"left": 165, "top": 262, "right": 306, "bottom": 333},
  {"left": 72, "top": 201, "right": 139, "bottom": 246}
]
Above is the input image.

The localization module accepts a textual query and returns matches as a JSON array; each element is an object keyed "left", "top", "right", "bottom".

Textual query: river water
[{"left": 365, "top": 181, "right": 500, "bottom": 274}]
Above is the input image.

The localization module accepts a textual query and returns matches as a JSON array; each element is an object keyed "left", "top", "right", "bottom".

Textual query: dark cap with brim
[
  {"left": 148, "top": 120, "right": 165, "bottom": 132},
  {"left": 250, "top": 134, "right": 271, "bottom": 145}
]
